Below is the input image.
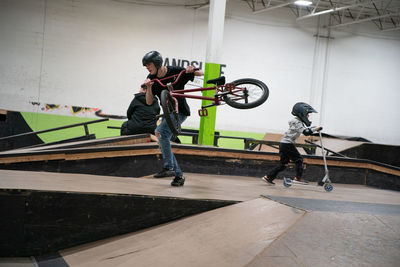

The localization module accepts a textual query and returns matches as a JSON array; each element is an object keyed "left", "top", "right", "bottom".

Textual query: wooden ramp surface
[
  {"left": 0, "top": 134, "right": 157, "bottom": 154},
  {"left": 1, "top": 170, "right": 399, "bottom": 266},
  {"left": 1, "top": 170, "right": 399, "bottom": 205},
  {"left": 61, "top": 198, "right": 304, "bottom": 267}
]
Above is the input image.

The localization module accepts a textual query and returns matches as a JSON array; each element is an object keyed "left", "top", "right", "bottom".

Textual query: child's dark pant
[{"left": 267, "top": 142, "right": 303, "bottom": 180}]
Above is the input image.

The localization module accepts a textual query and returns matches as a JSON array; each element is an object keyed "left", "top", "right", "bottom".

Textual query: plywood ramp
[
  {"left": 2, "top": 133, "right": 157, "bottom": 153},
  {"left": 1, "top": 170, "right": 399, "bottom": 205},
  {"left": 61, "top": 198, "right": 305, "bottom": 267}
]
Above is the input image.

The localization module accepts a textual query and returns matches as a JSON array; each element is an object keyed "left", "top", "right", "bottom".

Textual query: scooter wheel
[
  {"left": 324, "top": 183, "right": 333, "bottom": 192},
  {"left": 283, "top": 178, "right": 292, "bottom": 188}
]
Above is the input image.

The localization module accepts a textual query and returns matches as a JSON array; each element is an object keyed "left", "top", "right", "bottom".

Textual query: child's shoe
[{"left": 262, "top": 175, "right": 275, "bottom": 185}]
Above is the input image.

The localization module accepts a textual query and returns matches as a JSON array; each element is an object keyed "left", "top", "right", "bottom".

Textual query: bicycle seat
[{"left": 207, "top": 76, "right": 225, "bottom": 85}]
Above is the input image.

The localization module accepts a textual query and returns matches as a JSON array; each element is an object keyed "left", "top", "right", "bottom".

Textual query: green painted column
[
  {"left": 199, "top": 0, "right": 226, "bottom": 146},
  {"left": 198, "top": 63, "right": 220, "bottom": 145}
]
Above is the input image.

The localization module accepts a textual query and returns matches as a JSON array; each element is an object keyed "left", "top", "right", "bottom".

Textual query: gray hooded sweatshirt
[{"left": 281, "top": 117, "right": 317, "bottom": 144}]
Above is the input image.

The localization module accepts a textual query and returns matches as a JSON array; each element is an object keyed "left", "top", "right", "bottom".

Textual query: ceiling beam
[
  {"left": 382, "top": 26, "right": 400, "bottom": 31},
  {"left": 297, "top": 3, "right": 363, "bottom": 20},
  {"left": 196, "top": 4, "right": 210, "bottom": 10},
  {"left": 253, "top": 1, "right": 295, "bottom": 14},
  {"left": 329, "top": 12, "right": 399, "bottom": 28}
]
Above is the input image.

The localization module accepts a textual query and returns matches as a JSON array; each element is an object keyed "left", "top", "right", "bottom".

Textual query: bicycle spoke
[
  {"left": 228, "top": 87, "right": 262, "bottom": 104},
  {"left": 223, "top": 78, "right": 269, "bottom": 109}
]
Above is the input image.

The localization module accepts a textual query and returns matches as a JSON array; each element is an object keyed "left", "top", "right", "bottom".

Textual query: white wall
[
  {"left": 0, "top": 0, "right": 399, "bottom": 144},
  {"left": 324, "top": 33, "right": 400, "bottom": 143}
]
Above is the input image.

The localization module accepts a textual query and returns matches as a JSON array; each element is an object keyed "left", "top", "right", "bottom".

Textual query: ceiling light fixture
[{"left": 294, "top": 0, "right": 313, "bottom": 6}]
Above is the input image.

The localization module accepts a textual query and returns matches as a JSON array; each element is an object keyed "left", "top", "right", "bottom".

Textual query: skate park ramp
[
  {"left": 1, "top": 138, "right": 399, "bottom": 190},
  {"left": 61, "top": 198, "right": 304, "bottom": 267},
  {"left": 2, "top": 133, "right": 158, "bottom": 153},
  {"left": 339, "top": 143, "right": 400, "bottom": 167},
  {"left": 256, "top": 132, "right": 365, "bottom": 155},
  {"left": 0, "top": 170, "right": 399, "bottom": 267}
]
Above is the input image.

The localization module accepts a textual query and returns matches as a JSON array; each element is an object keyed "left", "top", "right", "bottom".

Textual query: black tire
[
  {"left": 160, "top": 90, "right": 181, "bottom": 136},
  {"left": 223, "top": 78, "right": 269, "bottom": 109}
]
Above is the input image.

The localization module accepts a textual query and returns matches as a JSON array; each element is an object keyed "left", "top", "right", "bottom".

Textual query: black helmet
[
  {"left": 291, "top": 102, "right": 317, "bottom": 127},
  {"left": 142, "top": 51, "right": 163, "bottom": 69}
]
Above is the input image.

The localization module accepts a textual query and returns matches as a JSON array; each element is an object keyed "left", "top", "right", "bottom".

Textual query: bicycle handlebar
[{"left": 142, "top": 68, "right": 200, "bottom": 88}]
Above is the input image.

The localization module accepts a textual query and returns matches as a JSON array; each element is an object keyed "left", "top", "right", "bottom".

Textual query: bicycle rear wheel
[
  {"left": 161, "top": 90, "right": 181, "bottom": 136},
  {"left": 223, "top": 78, "right": 269, "bottom": 109}
]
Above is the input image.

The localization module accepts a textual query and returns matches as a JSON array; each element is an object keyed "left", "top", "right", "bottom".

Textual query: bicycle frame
[
  {"left": 170, "top": 86, "right": 223, "bottom": 103},
  {"left": 153, "top": 69, "right": 269, "bottom": 135},
  {"left": 149, "top": 70, "right": 246, "bottom": 114}
]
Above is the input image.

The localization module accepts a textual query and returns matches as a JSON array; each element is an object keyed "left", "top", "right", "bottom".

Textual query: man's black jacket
[{"left": 121, "top": 92, "right": 160, "bottom": 135}]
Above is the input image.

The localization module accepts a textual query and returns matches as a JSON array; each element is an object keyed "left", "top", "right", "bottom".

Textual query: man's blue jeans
[{"left": 155, "top": 113, "right": 187, "bottom": 177}]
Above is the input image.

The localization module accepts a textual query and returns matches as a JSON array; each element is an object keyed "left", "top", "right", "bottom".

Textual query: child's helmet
[
  {"left": 291, "top": 102, "right": 317, "bottom": 126},
  {"left": 142, "top": 51, "right": 163, "bottom": 69}
]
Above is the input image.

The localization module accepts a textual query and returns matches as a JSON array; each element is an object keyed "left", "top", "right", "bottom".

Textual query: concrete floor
[{"left": 0, "top": 169, "right": 399, "bottom": 267}]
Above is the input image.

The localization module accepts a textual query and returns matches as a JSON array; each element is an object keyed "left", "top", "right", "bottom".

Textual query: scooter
[{"left": 283, "top": 130, "right": 334, "bottom": 192}]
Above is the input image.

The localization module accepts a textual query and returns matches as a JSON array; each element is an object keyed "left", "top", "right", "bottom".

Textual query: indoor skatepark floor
[{"left": 0, "top": 170, "right": 399, "bottom": 267}]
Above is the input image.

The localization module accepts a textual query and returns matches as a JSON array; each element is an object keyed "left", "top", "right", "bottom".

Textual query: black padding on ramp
[
  {"left": 35, "top": 253, "right": 69, "bottom": 267},
  {"left": 0, "top": 189, "right": 237, "bottom": 257}
]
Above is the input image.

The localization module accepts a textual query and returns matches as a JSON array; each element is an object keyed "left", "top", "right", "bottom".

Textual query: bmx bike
[{"left": 149, "top": 69, "right": 269, "bottom": 136}]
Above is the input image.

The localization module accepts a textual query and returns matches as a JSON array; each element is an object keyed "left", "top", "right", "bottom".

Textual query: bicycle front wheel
[
  {"left": 223, "top": 78, "right": 269, "bottom": 109},
  {"left": 161, "top": 90, "right": 181, "bottom": 136}
]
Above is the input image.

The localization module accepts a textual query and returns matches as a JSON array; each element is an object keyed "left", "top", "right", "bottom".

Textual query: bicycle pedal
[{"left": 198, "top": 108, "right": 208, "bottom": 117}]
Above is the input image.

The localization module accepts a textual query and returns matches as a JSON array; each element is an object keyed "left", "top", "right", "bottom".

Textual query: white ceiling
[
  {"left": 116, "top": 0, "right": 400, "bottom": 31},
  {"left": 244, "top": 0, "right": 400, "bottom": 31}
]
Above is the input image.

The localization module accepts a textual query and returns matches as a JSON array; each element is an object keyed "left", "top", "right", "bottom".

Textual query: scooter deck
[
  {"left": 284, "top": 177, "right": 309, "bottom": 185},
  {"left": 283, "top": 177, "right": 333, "bottom": 192}
]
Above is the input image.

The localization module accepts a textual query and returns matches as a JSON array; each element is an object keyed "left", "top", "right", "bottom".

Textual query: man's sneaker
[
  {"left": 153, "top": 168, "right": 175, "bottom": 178},
  {"left": 171, "top": 176, "right": 185, "bottom": 187},
  {"left": 262, "top": 175, "right": 275, "bottom": 185},
  {"left": 293, "top": 177, "right": 309, "bottom": 184},
  {"left": 317, "top": 181, "right": 325, "bottom": 186}
]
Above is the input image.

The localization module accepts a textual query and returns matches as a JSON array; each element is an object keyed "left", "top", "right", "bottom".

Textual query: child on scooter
[{"left": 262, "top": 102, "right": 322, "bottom": 185}]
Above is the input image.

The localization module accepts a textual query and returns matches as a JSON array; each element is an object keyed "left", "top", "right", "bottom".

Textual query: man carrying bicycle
[{"left": 143, "top": 51, "right": 203, "bottom": 186}]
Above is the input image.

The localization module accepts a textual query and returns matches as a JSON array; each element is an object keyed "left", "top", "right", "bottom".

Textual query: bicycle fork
[{"left": 167, "top": 83, "right": 179, "bottom": 115}]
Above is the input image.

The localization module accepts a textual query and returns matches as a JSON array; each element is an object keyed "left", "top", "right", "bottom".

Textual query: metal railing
[{"left": 0, "top": 118, "right": 109, "bottom": 142}]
